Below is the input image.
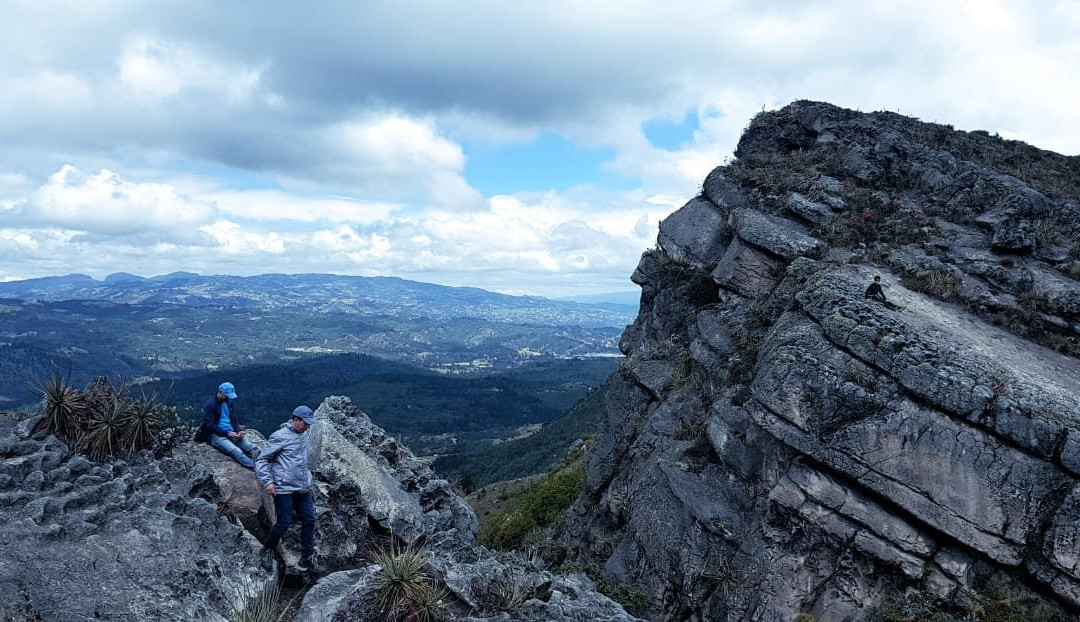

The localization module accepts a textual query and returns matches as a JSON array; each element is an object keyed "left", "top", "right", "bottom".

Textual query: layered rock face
[
  {"left": 0, "top": 398, "right": 638, "bottom": 621},
  {"left": 559, "top": 101, "right": 1080, "bottom": 620}
]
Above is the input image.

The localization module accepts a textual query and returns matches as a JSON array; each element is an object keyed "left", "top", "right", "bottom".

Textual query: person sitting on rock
[
  {"left": 865, "top": 275, "right": 901, "bottom": 311},
  {"left": 256, "top": 405, "right": 325, "bottom": 574},
  {"left": 195, "top": 381, "right": 259, "bottom": 469}
]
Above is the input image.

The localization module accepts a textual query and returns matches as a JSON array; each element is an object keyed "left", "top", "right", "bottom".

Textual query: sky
[{"left": 1, "top": 1, "right": 1078, "bottom": 298}]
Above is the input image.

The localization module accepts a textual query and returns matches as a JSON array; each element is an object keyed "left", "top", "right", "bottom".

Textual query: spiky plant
[
  {"left": 488, "top": 571, "right": 529, "bottom": 613},
  {"left": 229, "top": 580, "right": 293, "bottom": 622},
  {"left": 80, "top": 397, "right": 130, "bottom": 461},
  {"left": 405, "top": 581, "right": 450, "bottom": 622},
  {"left": 120, "top": 395, "right": 164, "bottom": 454},
  {"left": 371, "top": 539, "right": 434, "bottom": 620},
  {"left": 33, "top": 373, "right": 89, "bottom": 441}
]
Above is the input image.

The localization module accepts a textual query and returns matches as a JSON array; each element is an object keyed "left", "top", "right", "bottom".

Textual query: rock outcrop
[
  {"left": 559, "top": 101, "right": 1080, "bottom": 621},
  {"left": 0, "top": 398, "right": 639, "bottom": 621}
]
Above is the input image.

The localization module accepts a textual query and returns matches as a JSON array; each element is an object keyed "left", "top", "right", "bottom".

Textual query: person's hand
[
  {"left": 265, "top": 483, "right": 276, "bottom": 496},
  {"left": 228, "top": 431, "right": 241, "bottom": 440}
]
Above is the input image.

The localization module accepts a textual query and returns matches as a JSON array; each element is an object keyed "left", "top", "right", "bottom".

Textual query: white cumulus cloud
[
  {"left": 19, "top": 165, "right": 218, "bottom": 235},
  {"left": 118, "top": 37, "right": 266, "bottom": 104}
]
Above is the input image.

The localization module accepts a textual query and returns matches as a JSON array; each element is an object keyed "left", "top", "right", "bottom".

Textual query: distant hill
[
  {"left": 558, "top": 290, "right": 641, "bottom": 307},
  {"left": 0, "top": 273, "right": 633, "bottom": 409},
  {"left": 144, "top": 353, "right": 617, "bottom": 456},
  {"left": 434, "top": 375, "right": 610, "bottom": 490},
  {"left": 0, "top": 272, "right": 636, "bottom": 328}
]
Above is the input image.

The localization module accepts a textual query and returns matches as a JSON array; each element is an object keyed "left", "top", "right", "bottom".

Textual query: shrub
[
  {"left": 122, "top": 395, "right": 166, "bottom": 453},
  {"left": 33, "top": 374, "right": 88, "bottom": 441},
  {"left": 815, "top": 192, "right": 935, "bottom": 248},
  {"left": 31, "top": 375, "right": 172, "bottom": 461},
  {"left": 370, "top": 539, "right": 449, "bottom": 621},
  {"left": 901, "top": 268, "right": 960, "bottom": 301},
  {"left": 478, "top": 466, "right": 584, "bottom": 550},
  {"left": 555, "top": 562, "right": 651, "bottom": 617},
  {"left": 230, "top": 581, "right": 291, "bottom": 622},
  {"left": 474, "top": 570, "right": 531, "bottom": 615},
  {"left": 80, "top": 397, "right": 129, "bottom": 462},
  {"left": 404, "top": 582, "right": 450, "bottom": 622}
]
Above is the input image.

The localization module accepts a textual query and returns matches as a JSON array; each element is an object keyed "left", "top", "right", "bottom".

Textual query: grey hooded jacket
[{"left": 255, "top": 421, "right": 313, "bottom": 493}]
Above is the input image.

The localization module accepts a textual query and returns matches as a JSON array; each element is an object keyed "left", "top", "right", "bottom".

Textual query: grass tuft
[{"left": 229, "top": 580, "right": 292, "bottom": 622}]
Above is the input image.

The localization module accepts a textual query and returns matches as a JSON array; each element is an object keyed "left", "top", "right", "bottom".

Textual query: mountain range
[
  {"left": 0, "top": 272, "right": 635, "bottom": 408},
  {"left": 0, "top": 271, "right": 637, "bottom": 327}
]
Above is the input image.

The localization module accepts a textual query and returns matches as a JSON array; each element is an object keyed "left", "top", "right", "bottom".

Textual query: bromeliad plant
[
  {"left": 33, "top": 373, "right": 89, "bottom": 441},
  {"left": 370, "top": 538, "right": 451, "bottom": 622},
  {"left": 32, "top": 374, "right": 170, "bottom": 462}
]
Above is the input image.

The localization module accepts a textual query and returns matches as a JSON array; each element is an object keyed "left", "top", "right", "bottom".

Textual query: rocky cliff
[
  {"left": 557, "top": 101, "right": 1080, "bottom": 621},
  {"left": 0, "top": 397, "right": 638, "bottom": 621}
]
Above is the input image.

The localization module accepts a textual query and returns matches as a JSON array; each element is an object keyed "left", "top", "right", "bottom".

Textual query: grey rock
[
  {"left": 294, "top": 567, "right": 379, "bottom": 622},
  {"left": 0, "top": 396, "right": 636, "bottom": 622},
  {"left": 562, "top": 101, "right": 1080, "bottom": 619},
  {"left": 702, "top": 168, "right": 753, "bottom": 211},
  {"left": 657, "top": 196, "right": 730, "bottom": 266},
  {"left": 711, "top": 237, "right": 782, "bottom": 298},
  {"left": 729, "top": 208, "right": 823, "bottom": 261},
  {"left": 786, "top": 192, "right": 836, "bottom": 225}
]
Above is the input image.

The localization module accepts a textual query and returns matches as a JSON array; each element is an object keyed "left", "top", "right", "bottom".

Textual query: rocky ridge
[
  {"left": 0, "top": 398, "right": 638, "bottom": 621},
  {"left": 557, "top": 101, "right": 1080, "bottom": 621}
]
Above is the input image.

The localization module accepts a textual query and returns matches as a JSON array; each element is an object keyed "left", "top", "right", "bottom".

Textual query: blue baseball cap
[
  {"left": 292, "top": 405, "right": 316, "bottom": 424},
  {"left": 218, "top": 382, "right": 238, "bottom": 399}
]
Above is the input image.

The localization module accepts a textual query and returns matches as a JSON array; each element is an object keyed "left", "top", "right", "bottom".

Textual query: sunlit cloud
[
  {"left": 17, "top": 166, "right": 217, "bottom": 236},
  {"left": 0, "top": 1, "right": 1075, "bottom": 296}
]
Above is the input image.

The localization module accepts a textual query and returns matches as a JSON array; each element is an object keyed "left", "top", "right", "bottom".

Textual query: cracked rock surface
[
  {"left": 557, "top": 101, "right": 1080, "bottom": 621},
  {"left": 0, "top": 398, "right": 639, "bottom": 621}
]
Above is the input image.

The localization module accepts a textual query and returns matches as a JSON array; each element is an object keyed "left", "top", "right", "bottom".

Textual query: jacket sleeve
[
  {"left": 199, "top": 402, "right": 221, "bottom": 437},
  {"left": 255, "top": 432, "right": 283, "bottom": 488}
]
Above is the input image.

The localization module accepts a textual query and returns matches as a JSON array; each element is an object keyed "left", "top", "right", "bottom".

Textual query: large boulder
[
  {"left": 560, "top": 101, "right": 1080, "bottom": 620},
  {"left": 0, "top": 422, "right": 273, "bottom": 621},
  {"left": 0, "top": 397, "right": 640, "bottom": 622}
]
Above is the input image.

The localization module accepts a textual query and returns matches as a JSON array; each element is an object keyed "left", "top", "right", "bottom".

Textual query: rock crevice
[{"left": 559, "top": 101, "right": 1080, "bottom": 621}]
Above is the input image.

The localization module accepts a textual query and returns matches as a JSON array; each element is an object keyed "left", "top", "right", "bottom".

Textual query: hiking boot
[
  {"left": 259, "top": 548, "right": 276, "bottom": 571},
  {"left": 298, "top": 554, "right": 326, "bottom": 574}
]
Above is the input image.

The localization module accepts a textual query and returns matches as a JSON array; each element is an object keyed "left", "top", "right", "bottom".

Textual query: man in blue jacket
[
  {"left": 195, "top": 381, "right": 259, "bottom": 469},
  {"left": 256, "top": 405, "right": 325, "bottom": 573}
]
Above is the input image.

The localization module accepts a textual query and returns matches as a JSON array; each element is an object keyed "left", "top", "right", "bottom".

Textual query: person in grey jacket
[{"left": 255, "top": 405, "right": 325, "bottom": 573}]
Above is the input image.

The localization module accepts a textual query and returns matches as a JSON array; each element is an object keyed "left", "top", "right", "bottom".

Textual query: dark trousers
[{"left": 264, "top": 490, "right": 316, "bottom": 557}]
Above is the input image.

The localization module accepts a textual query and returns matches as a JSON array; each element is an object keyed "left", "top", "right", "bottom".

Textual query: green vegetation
[
  {"left": 555, "top": 563, "right": 651, "bottom": 617},
  {"left": 146, "top": 355, "right": 616, "bottom": 455},
  {"left": 370, "top": 540, "right": 450, "bottom": 622},
  {"left": 32, "top": 374, "right": 174, "bottom": 461},
  {"left": 873, "top": 588, "right": 1070, "bottom": 622},
  {"left": 435, "top": 379, "right": 608, "bottom": 490},
  {"left": 900, "top": 268, "right": 961, "bottom": 301},
  {"left": 472, "top": 570, "right": 531, "bottom": 615},
  {"left": 229, "top": 581, "right": 292, "bottom": 622},
  {"left": 478, "top": 464, "right": 585, "bottom": 550},
  {"left": 815, "top": 191, "right": 935, "bottom": 249}
]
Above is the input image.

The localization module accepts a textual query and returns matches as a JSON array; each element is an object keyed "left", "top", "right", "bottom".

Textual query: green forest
[
  {"left": 147, "top": 353, "right": 616, "bottom": 457},
  {"left": 434, "top": 378, "right": 609, "bottom": 491}
]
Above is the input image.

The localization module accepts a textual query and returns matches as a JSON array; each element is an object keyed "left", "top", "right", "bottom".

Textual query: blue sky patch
[
  {"left": 642, "top": 111, "right": 699, "bottom": 151},
  {"left": 463, "top": 133, "right": 635, "bottom": 195}
]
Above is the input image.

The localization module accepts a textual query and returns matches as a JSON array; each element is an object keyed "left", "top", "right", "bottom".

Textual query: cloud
[
  {"left": 117, "top": 37, "right": 267, "bottom": 104},
  {"left": 205, "top": 190, "right": 399, "bottom": 224},
  {"left": 301, "top": 115, "right": 483, "bottom": 208},
  {"left": 15, "top": 166, "right": 218, "bottom": 237},
  {"left": 1, "top": 1, "right": 1078, "bottom": 296}
]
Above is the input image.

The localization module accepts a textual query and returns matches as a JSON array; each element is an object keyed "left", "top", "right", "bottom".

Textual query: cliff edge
[{"left": 557, "top": 101, "right": 1080, "bottom": 621}]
